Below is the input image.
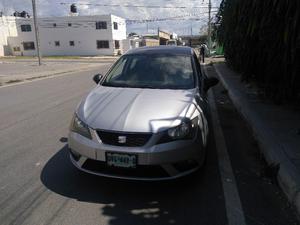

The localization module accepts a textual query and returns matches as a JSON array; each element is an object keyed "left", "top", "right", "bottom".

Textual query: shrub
[{"left": 215, "top": 0, "right": 300, "bottom": 103}]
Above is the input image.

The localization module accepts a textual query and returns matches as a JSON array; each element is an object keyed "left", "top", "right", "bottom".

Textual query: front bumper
[{"left": 68, "top": 129, "right": 205, "bottom": 181}]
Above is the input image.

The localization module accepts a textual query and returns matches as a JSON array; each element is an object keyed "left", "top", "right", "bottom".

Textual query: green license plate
[{"left": 106, "top": 152, "right": 137, "bottom": 168}]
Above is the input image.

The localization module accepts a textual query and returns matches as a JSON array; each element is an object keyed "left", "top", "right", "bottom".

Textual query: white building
[
  {"left": 0, "top": 14, "right": 126, "bottom": 56},
  {"left": 122, "top": 36, "right": 142, "bottom": 53}
]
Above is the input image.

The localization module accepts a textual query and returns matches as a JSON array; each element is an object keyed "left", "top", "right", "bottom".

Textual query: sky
[{"left": 0, "top": 0, "right": 221, "bottom": 35}]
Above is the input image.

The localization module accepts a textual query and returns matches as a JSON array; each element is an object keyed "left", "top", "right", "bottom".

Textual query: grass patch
[
  {"left": 26, "top": 75, "right": 48, "bottom": 81},
  {"left": 207, "top": 61, "right": 214, "bottom": 66},
  {"left": 5, "top": 79, "right": 23, "bottom": 84},
  {"left": 213, "top": 61, "right": 226, "bottom": 65}
]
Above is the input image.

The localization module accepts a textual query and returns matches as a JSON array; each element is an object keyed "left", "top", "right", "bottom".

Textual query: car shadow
[{"left": 40, "top": 141, "right": 226, "bottom": 225}]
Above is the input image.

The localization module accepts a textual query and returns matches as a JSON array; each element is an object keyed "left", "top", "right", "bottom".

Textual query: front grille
[{"left": 96, "top": 130, "right": 152, "bottom": 147}]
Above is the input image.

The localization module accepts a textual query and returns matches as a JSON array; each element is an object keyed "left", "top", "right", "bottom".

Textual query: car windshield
[{"left": 102, "top": 54, "right": 195, "bottom": 89}]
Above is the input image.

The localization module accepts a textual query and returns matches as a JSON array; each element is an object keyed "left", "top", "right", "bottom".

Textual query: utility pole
[
  {"left": 31, "top": 0, "right": 42, "bottom": 65},
  {"left": 146, "top": 22, "right": 148, "bottom": 33},
  {"left": 157, "top": 27, "right": 160, "bottom": 45},
  {"left": 208, "top": 0, "right": 212, "bottom": 55}
]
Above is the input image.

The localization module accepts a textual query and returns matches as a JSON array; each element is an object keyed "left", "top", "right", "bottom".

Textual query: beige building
[
  {"left": 158, "top": 30, "right": 171, "bottom": 45},
  {"left": 141, "top": 38, "right": 159, "bottom": 47}
]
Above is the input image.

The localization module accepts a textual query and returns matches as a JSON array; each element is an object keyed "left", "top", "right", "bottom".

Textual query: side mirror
[
  {"left": 204, "top": 77, "right": 219, "bottom": 92},
  {"left": 93, "top": 74, "right": 103, "bottom": 84}
]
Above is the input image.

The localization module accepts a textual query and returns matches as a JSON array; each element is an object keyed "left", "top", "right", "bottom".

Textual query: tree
[
  {"left": 128, "top": 32, "right": 138, "bottom": 37},
  {"left": 215, "top": 0, "right": 300, "bottom": 103}
]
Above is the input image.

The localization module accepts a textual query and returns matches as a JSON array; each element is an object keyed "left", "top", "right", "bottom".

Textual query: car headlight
[
  {"left": 157, "top": 117, "right": 198, "bottom": 144},
  {"left": 168, "top": 121, "right": 191, "bottom": 139},
  {"left": 70, "top": 114, "right": 92, "bottom": 139}
]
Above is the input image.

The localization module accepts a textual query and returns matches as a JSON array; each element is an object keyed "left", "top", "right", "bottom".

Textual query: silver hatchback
[{"left": 68, "top": 46, "right": 218, "bottom": 180}]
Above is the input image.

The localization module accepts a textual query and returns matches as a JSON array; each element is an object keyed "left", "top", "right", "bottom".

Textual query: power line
[
  {"left": 126, "top": 11, "right": 218, "bottom": 24},
  {"left": 127, "top": 17, "right": 213, "bottom": 24},
  {"left": 60, "top": 2, "right": 219, "bottom": 9}
]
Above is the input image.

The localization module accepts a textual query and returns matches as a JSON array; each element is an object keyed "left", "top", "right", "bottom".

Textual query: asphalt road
[{"left": 0, "top": 64, "right": 298, "bottom": 225}]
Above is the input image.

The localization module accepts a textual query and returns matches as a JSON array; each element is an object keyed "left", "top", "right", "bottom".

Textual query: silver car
[{"left": 68, "top": 46, "right": 218, "bottom": 180}]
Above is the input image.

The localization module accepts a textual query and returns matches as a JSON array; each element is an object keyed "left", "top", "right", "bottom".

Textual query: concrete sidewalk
[
  {"left": 0, "top": 55, "right": 119, "bottom": 62},
  {"left": 0, "top": 61, "right": 109, "bottom": 86},
  {"left": 211, "top": 62, "right": 300, "bottom": 215}
]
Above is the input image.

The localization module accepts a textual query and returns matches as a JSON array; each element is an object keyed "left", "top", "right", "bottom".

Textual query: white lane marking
[
  {"left": 0, "top": 64, "right": 109, "bottom": 89},
  {"left": 208, "top": 90, "right": 247, "bottom": 225}
]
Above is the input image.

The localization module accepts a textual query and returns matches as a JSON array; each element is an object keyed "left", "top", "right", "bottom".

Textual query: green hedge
[{"left": 215, "top": 0, "right": 300, "bottom": 103}]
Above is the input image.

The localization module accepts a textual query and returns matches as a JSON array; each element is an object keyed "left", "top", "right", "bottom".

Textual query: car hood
[{"left": 77, "top": 86, "right": 198, "bottom": 133}]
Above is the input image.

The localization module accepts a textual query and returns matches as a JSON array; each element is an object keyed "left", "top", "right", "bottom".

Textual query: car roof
[{"left": 125, "top": 46, "right": 194, "bottom": 56}]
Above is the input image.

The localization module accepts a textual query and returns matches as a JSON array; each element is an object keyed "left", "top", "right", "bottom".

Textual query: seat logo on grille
[{"left": 118, "top": 136, "right": 127, "bottom": 144}]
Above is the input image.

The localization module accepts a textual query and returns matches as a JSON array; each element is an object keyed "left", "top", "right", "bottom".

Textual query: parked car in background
[{"left": 68, "top": 46, "right": 218, "bottom": 180}]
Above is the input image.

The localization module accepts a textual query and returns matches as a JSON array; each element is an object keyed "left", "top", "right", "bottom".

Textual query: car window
[
  {"left": 106, "top": 57, "right": 127, "bottom": 81},
  {"left": 102, "top": 54, "right": 195, "bottom": 89}
]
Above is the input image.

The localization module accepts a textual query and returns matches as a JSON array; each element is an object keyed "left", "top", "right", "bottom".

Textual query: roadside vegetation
[{"left": 214, "top": 0, "right": 300, "bottom": 104}]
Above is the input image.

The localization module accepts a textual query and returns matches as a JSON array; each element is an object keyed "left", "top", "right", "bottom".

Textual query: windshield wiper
[
  {"left": 102, "top": 82, "right": 133, "bottom": 88},
  {"left": 138, "top": 85, "right": 158, "bottom": 89}
]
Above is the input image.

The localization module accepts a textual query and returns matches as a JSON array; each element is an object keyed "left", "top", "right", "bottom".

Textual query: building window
[
  {"left": 20, "top": 24, "right": 31, "bottom": 32},
  {"left": 13, "top": 46, "right": 21, "bottom": 52},
  {"left": 113, "top": 22, "right": 118, "bottom": 30},
  {"left": 23, "top": 42, "right": 35, "bottom": 50},
  {"left": 53, "top": 23, "right": 57, "bottom": 27},
  {"left": 95, "top": 21, "right": 107, "bottom": 29},
  {"left": 69, "top": 41, "right": 75, "bottom": 46},
  {"left": 68, "top": 23, "right": 72, "bottom": 27},
  {"left": 97, "top": 40, "right": 109, "bottom": 49},
  {"left": 55, "top": 41, "right": 60, "bottom": 47},
  {"left": 114, "top": 40, "right": 120, "bottom": 49}
]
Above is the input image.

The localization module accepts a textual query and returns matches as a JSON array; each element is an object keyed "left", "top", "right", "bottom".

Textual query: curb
[
  {"left": 211, "top": 63, "right": 300, "bottom": 216},
  {"left": 0, "top": 63, "right": 106, "bottom": 87}
]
